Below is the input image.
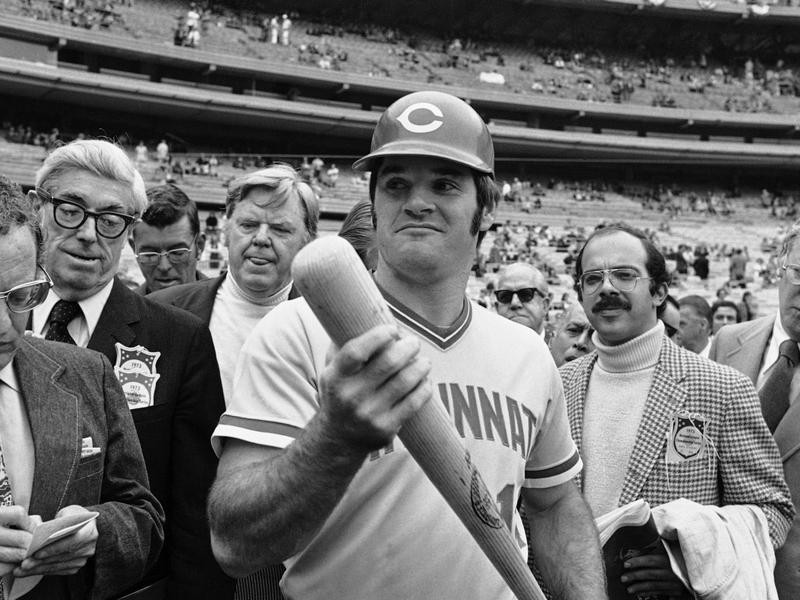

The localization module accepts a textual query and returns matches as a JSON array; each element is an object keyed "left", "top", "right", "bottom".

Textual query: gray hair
[
  {"left": 35, "top": 139, "right": 147, "bottom": 216},
  {"left": 780, "top": 221, "right": 800, "bottom": 260},
  {"left": 225, "top": 163, "right": 319, "bottom": 239}
]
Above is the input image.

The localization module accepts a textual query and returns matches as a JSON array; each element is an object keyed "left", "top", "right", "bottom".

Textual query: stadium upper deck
[{"left": 1, "top": 0, "right": 800, "bottom": 176}]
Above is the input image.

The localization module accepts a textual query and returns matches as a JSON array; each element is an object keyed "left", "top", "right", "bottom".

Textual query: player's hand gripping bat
[{"left": 292, "top": 235, "right": 546, "bottom": 600}]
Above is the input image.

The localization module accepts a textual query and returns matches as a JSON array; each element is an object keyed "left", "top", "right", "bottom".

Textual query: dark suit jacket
[
  {"left": 15, "top": 337, "right": 163, "bottom": 600},
  {"left": 147, "top": 274, "right": 300, "bottom": 325},
  {"left": 88, "top": 279, "right": 233, "bottom": 599},
  {"left": 148, "top": 274, "right": 299, "bottom": 600},
  {"left": 710, "top": 316, "right": 800, "bottom": 600}
]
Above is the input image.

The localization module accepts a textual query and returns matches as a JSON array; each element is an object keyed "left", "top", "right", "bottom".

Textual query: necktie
[
  {"left": 0, "top": 431, "right": 12, "bottom": 600},
  {"left": 759, "top": 339, "right": 800, "bottom": 433},
  {"left": 45, "top": 300, "right": 81, "bottom": 345}
]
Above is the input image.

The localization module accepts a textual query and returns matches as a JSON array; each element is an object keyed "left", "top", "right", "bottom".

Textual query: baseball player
[{"left": 207, "top": 91, "right": 607, "bottom": 599}]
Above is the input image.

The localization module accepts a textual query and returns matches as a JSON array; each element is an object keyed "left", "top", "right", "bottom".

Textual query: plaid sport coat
[{"left": 560, "top": 333, "right": 794, "bottom": 548}]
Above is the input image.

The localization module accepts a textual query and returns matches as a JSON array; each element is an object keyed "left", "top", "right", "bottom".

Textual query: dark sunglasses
[
  {"left": 494, "top": 288, "right": 544, "bottom": 305},
  {"left": 664, "top": 323, "right": 678, "bottom": 338}
]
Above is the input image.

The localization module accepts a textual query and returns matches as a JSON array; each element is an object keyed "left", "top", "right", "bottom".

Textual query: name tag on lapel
[
  {"left": 665, "top": 412, "right": 709, "bottom": 463},
  {"left": 114, "top": 343, "right": 161, "bottom": 410}
]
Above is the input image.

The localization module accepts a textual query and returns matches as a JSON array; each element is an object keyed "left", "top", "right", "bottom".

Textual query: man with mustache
[{"left": 560, "top": 223, "right": 793, "bottom": 599}]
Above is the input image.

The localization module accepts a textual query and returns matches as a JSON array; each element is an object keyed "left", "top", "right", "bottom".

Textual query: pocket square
[{"left": 81, "top": 447, "right": 102, "bottom": 459}]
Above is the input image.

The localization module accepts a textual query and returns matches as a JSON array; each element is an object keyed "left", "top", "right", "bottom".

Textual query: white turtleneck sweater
[
  {"left": 582, "top": 322, "right": 664, "bottom": 518},
  {"left": 209, "top": 274, "right": 293, "bottom": 405}
]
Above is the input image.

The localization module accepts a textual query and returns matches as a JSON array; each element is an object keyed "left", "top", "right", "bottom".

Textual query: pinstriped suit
[
  {"left": 710, "top": 315, "right": 800, "bottom": 599},
  {"left": 560, "top": 334, "right": 794, "bottom": 547}
]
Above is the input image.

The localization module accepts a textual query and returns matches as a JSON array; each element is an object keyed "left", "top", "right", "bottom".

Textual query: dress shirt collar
[
  {"left": 0, "top": 361, "right": 19, "bottom": 393},
  {"left": 33, "top": 279, "right": 115, "bottom": 339}
]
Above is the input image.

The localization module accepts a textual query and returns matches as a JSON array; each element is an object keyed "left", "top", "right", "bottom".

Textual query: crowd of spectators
[{"left": 19, "top": 0, "right": 127, "bottom": 30}]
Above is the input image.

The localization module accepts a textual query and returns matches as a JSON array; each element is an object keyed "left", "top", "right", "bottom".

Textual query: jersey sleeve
[
  {"left": 211, "top": 299, "right": 329, "bottom": 456},
  {"left": 523, "top": 362, "right": 582, "bottom": 489}
]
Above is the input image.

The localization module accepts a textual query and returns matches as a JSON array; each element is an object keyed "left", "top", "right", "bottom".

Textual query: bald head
[{"left": 495, "top": 262, "right": 550, "bottom": 334}]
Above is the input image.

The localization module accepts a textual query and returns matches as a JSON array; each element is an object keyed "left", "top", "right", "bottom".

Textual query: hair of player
[
  {"left": 35, "top": 139, "right": 147, "bottom": 216},
  {"left": 225, "top": 163, "right": 319, "bottom": 239}
]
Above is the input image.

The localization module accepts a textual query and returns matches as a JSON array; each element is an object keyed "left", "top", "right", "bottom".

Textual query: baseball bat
[{"left": 292, "top": 235, "right": 546, "bottom": 600}]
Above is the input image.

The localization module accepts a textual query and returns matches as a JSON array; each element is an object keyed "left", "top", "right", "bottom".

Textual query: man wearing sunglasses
[
  {"left": 560, "top": 222, "right": 792, "bottom": 599},
  {"left": 27, "top": 140, "right": 231, "bottom": 599},
  {"left": 494, "top": 262, "right": 550, "bottom": 336},
  {"left": 130, "top": 184, "right": 206, "bottom": 295},
  {"left": 0, "top": 175, "right": 163, "bottom": 599},
  {"left": 710, "top": 222, "right": 800, "bottom": 599}
]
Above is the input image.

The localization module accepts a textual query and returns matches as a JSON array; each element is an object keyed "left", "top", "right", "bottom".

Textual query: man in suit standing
[
  {"left": 561, "top": 223, "right": 793, "bottom": 598},
  {"left": 0, "top": 174, "right": 163, "bottom": 599},
  {"left": 149, "top": 164, "right": 318, "bottom": 600},
  {"left": 27, "top": 140, "right": 232, "bottom": 599},
  {"left": 710, "top": 222, "right": 800, "bottom": 599},
  {"left": 129, "top": 184, "right": 206, "bottom": 295}
]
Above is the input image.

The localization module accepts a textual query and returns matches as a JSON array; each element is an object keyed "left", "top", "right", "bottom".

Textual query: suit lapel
[
  {"left": 88, "top": 278, "right": 139, "bottom": 361},
  {"left": 15, "top": 339, "right": 79, "bottom": 519},
  {"left": 564, "top": 354, "right": 597, "bottom": 492},
  {"left": 722, "top": 317, "right": 773, "bottom": 384},
  {"left": 620, "top": 337, "right": 686, "bottom": 505}
]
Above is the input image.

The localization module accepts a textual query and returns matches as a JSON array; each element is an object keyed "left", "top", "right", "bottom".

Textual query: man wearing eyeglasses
[
  {"left": 710, "top": 222, "right": 800, "bottom": 599},
  {"left": 0, "top": 174, "right": 163, "bottom": 599},
  {"left": 27, "top": 140, "right": 232, "bottom": 599},
  {"left": 561, "top": 223, "right": 793, "bottom": 599},
  {"left": 494, "top": 262, "right": 550, "bottom": 336},
  {"left": 130, "top": 184, "right": 206, "bottom": 295}
]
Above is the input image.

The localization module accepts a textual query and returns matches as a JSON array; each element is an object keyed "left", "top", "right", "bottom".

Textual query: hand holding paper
[
  {"left": 0, "top": 506, "right": 35, "bottom": 575},
  {"left": 15, "top": 506, "right": 99, "bottom": 578}
]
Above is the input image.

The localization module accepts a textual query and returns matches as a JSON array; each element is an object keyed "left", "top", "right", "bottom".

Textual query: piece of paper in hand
[{"left": 25, "top": 511, "right": 100, "bottom": 558}]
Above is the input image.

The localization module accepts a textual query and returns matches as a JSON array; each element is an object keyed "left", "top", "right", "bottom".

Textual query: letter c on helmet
[{"left": 397, "top": 102, "right": 444, "bottom": 134}]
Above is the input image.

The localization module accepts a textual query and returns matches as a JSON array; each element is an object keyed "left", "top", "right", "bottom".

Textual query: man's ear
[
  {"left": 27, "top": 189, "right": 42, "bottom": 212},
  {"left": 196, "top": 232, "right": 206, "bottom": 255},
  {"left": 479, "top": 208, "right": 495, "bottom": 232},
  {"left": 653, "top": 282, "right": 669, "bottom": 309}
]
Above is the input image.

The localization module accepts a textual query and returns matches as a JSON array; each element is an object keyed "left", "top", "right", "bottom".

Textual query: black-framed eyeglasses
[
  {"left": 579, "top": 268, "right": 651, "bottom": 295},
  {"left": 494, "top": 287, "right": 545, "bottom": 305},
  {"left": 0, "top": 266, "right": 52, "bottom": 313},
  {"left": 36, "top": 188, "right": 136, "bottom": 239},
  {"left": 136, "top": 237, "right": 197, "bottom": 266},
  {"left": 782, "top": 261, "right": 800, "bottom": 285}
]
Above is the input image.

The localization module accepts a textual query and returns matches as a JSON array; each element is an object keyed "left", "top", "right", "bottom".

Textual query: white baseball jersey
[{"left": 213, "top": 290, "right": 581, "bottom": 600}]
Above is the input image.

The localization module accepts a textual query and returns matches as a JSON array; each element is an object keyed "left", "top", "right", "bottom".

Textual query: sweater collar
[{"left": 594, "top": 321, "right": 663, "bottom": 373}]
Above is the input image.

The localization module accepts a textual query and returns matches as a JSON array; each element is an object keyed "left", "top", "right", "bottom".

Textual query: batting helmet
[{"left": 352, "top": 91, "right": 494, "bottom": 177}]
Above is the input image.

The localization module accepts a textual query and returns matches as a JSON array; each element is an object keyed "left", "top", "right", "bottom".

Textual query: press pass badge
[
  {"left": 665, "top": 412, "right": 708, "bottom": 464},
  {"left": 114, "top": 343, "right": 161, "bottom": 409}
]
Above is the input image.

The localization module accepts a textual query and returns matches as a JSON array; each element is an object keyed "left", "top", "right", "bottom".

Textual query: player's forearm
[
  {"left": 208, "top": 414, "right": 369, "bottom": 577},
  {"left": 526, "top": 487, "right": 608, "bottom": 600}
]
